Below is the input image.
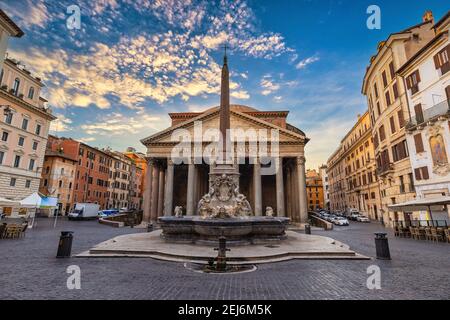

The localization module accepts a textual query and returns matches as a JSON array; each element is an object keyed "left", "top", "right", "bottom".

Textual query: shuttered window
[
  {"left": 446, "top": 85, "right": 450, "bottom": 105},
  {"left": 389, "top": 62, "right": 395, "bottom": 80},
  {"left": 434, "top": 44, "right": 450, "bottom": 75},
  {"left": 393, "top": 82, "right": 399, "bottom": 100},
  {"left": 414, "top": 167, "right": 429, "bottom": 180},
  {"left": 390, "top": 116, "right": 396, "bottom": 134},
  {"left": 379, "top": 125, "right": 386, "bottom": 141},
  {"left": 374, "top": 83, "right": 379, "bottom": 98},
  {"left": 406, "top": 70, "right": 421, "bottom": 94},
  {"left": 414, "top": 103, "right": 424, "bottom": 124},
  {"left": 382, "top": 71, "right": 388, "bottom": 87},
  {"left": 398, "top": 110, "right": 405, "bottom": 128},
  {"left": 414, "top": 133, "right": 424, "bottom": 153},
  {"left": 385, "top": 91, "right": 391, "bottom": 106}
]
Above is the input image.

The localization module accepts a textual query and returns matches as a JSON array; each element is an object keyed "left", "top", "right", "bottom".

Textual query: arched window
[
  {"left": 28, "top": 87, "right": 35, "bottom": 99},
  {"left": 13, "top": 78, "right": 20, "bottom": 96}
]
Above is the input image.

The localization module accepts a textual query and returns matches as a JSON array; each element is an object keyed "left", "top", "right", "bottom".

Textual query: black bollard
[
  {"left": 305, "top": 224, "right": 311, "bottom": 235},
  {"left": 147, "top": 223, "right": 153, "bottom": 232},
  {"left": 56, "top": 231, "right": 73, "bottom": 258},
  {"left": 374, "top": 232, "right": 391, "bottom": 260}
]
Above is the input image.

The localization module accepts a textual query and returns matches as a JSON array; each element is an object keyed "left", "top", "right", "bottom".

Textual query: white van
[{"left": 68, "top": 203, "right": 100, "bottom": 220}]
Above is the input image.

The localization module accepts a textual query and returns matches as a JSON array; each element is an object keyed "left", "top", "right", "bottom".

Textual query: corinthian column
[
  {"left": 276, "top": 157, "right": 285, "bottom": 217},
  {"left": 164, "top": 159, "right": 174, "bottom": 216},
  {"left": 186, "top": 161, "right": 195, "bottom": 216},
  {"left": 157, "top": 168, "right": 165, "bottom": 217},
  {"left": 297, "top": 156, "right": 308, "bottom": 223},
  {"left": 253, "top": 161, "right": 262, "bottom": 216},
  {"left": 143, "top": 159, "right": 154, "bottom": 222},
  {"left": 150, "top": 162, "right": 159, "bottom": 222}
]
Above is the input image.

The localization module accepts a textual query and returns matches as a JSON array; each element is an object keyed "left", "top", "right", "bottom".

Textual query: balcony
[
  {"left": 376, "top": 163, "right": 394, "bottom": 177},
  {"left": 406, "top": 99, "right": 450, "bottom": 129}
]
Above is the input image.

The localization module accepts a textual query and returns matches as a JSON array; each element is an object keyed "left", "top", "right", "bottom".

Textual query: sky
[{"left": 2, "top": 0, "right": 449, "bottom": 170}]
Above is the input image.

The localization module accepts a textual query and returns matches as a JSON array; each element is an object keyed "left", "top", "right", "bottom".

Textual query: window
[
  {"left": 59, "top": 180, "right": 62, "bottom": 188},
  {"left": 13, "top": 78, "right": 20, "bottom": 96},
  {"left": 374, "top": 83, "right": 379, "bottom": 98},
  {"left": 22, "top": 118, "right": 29, "bottom": 130},
  {"left": 25, "top": 180, "right": 31, "bottom": 188},
  {"left": 379, "top": 125, "right": 386, "bottom": 142},
  {"left": 2, "top": 131, "right": 8, "bottom": 142},
  {"left": 13, "top": 155, "right": 21, "bottom": 168},
  {"left": 32, "top": 141, "right": 38, "bottom": 151},
  {"left": 408, "top": 173, "right": 415, "bottom": 192},
  {"left": 0, "top": 151, "right": 4, "bottom": 164},
  {"left": 392, "top": 140, "right": 408, "bottom": 162},
  {"left": 10, "top": 178, "right": 16, "bottom": 187},
  {"left": 406, "top": 70, "right": 421, "bottom": 94},
  {"left": 414, "top": 104, "right": 424, "bottom": 124},
  {"left": 385, "top": 91, "right": 391, "bottom": 106},
  {"left": 390, "top": 116, "right": 396, "bottom": 134},
  {"left": 5, "top": 112, "right": 13, "bottom": 124},
  {"left": 28, "top": 159, "right": 35, "bottom": 171},
  {"left": 433, "top": 44, "right": 450, "bottom": 75},
  {"left": 382, "top": 71, "right": 388, "bottom": 87},
  {"left": 28, "top": 87, "right": 35, "bottom": 99},
  {"left": 393, "top": 82, "right": 399, "bottom": 100},
  {"left": 398, "top": 110, "right": 405, "bottom": 128},
  {"left": 18, "top": 136, "right": 25, "bottom": 146},
  {"left": 43, "top": 179, "right": 48, "bottom": 187},
  {"left": 389, "top": 62, "right": 395, "bottom": 80},
  {"left": 414, "top": 133, "right": 424, "bottom": 153},
  {"left": 399, "top": 176, "right": 405, "bottom": 193},
  {"left": 35, "top": 124, "right": 41, "bottom": 135},
  {"left": 0, "top": 68, "right": 3, "bottom": 84},
  {"left": 414, "top": 167, "right": 429, "bottom": 180}
]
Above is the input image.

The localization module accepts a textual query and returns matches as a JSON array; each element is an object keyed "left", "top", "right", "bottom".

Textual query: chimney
[{"left": 422, "top": 10, "right": 433, "bottom": 23}]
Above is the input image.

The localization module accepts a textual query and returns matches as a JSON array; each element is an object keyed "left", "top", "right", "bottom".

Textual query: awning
[
  {"left": 388, "top": 196, "right": 450, "bottom": 212},
  {"left": 19, "top": 193, "right": 58, "bottom": 209},
  {"left": 0, "top": 197, "right": 21, "bottom": 207}
]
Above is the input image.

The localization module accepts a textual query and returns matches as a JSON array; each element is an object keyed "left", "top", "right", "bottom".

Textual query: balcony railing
[
  {"left": 407, "top": 99, "right": 450, "bottom": 128},
  {"left": 376, "top": 163, "right": 394, "bottom": 176}
]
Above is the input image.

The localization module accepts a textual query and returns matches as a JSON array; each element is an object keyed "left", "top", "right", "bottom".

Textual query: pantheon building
[{"left": 141, "top": 56, "right": 309, "bottom": 224}]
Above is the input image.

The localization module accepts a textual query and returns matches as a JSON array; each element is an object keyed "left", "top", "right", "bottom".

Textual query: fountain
[{"left": 158, "top": 50, "right": 290, "bottom": 246}]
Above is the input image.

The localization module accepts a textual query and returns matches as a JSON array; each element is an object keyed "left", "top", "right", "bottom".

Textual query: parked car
[
  {"left": 68, "top": 203, "right": 100, "bottom": 220},
  {"left": 357, "top": 216, "right": 370, "bottom": 223},
  {"left": 334, "top": 217, "right": 349, "bottom": 226},
  {"left": 349, "top": 212, "right": 361, "bottom": 221},
  {"left": 98, "top": 209, "right": 119, "bottom": 218}
]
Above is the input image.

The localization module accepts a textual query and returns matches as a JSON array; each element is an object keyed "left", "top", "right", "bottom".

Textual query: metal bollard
[
  {"left": 147, "top": 223, "right": 153, "bottom": 232},
  {"left": 56, "top": 231, "right": 74, "bottom": 258},
  {"left": 374, "top": 232, "right": 391, "bottom": 260},
  {"left": 305, "top": 224, "right": 311, "bottom": 235}
]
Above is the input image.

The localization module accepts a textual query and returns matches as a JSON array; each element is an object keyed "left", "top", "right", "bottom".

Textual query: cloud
[
  {"left": 2, "top": 0, "right": 50, "bottom": 29},
  {"left": 260, "top": 75, "right": 280, "bottom": 96},
  {"left": 296, "top": 55, "right": 320, "bottom": 70},
  {"left": 49, "top": 114, "right": 73, "bottom": 133},
  {"left": 78, "top": 137, "right": 96, "bottom": 143}
]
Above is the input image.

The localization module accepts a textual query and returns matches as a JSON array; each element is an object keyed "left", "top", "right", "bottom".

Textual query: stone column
[
  {"left": 143, "top": 159, "right": 154, "bottom": 222},
  {"left": 286, "top": 166, "right": 292, "bottom": 218},
  {"left": 253, "top": 162, "right": 262, "bottom": 216},
  {"left": 276, "top": 158, "right": 285, "bottom": 217},
  {"left": 157, "top": 167, "right": 165, "bottom": 217},
  {"left": 164, "top": 160, "right": 174, "bottom": 216},
  {"left": 186, "top": 161, "right": 195, "bottom": 216},
  {"left": 297, "top": 156, "right": 308, "bottom": 223},
  {"left": 150, "top": 162, "right": 159, "bottom": 222}
]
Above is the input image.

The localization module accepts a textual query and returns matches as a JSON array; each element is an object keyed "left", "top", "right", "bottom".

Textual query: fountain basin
[{"left": 158, "top": 216, "right": 290, "bottom": 246}]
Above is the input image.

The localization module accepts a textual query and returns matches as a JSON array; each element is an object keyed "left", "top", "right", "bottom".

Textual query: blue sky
[{"left": 2, "top": 0, "right": 449, "bottom": 169}]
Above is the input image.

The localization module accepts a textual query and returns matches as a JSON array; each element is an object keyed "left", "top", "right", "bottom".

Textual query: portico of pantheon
[{"left": 141, "top": 56, "right": 309, "bottom": 224}]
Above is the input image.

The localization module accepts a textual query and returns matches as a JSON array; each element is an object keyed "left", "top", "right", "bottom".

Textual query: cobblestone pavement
[{"left": 0, "top": 218, "right": 448, "bottom": 300}]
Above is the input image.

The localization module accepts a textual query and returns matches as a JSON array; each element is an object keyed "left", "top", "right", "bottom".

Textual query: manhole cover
[{"left": 184, "top": 262, "right": 257, "bottom": 274}]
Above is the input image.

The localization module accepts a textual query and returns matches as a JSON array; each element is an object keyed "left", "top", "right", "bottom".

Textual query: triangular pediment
[{"left": 142, "top": 108, "right": 307, "bottom": 145}]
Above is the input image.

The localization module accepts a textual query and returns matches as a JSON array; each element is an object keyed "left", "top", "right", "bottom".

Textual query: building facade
[
  {"left": 398, "top": 12, "right": 450, "bottom": 223},
  {"left": 362, "top": 11, "right": 436, "bottom": 225},
  {"left": 39, "top": 149, "right": 77, "bottom": 216},
  {"left": 0, "top": 9, "right": 23, "bottom": 70},
  {"left": 327, "top": 146, "right": 347, "bottom": 213},
  {"left": 319, "top": 165, "right": 330, "bottom": 210},
  {"left": 106, "top": 150, "right": 132, "bottom": 210},
  {"left": 306, "top": 169, "right": 324, "bottom": 211},
  {"left": 0, "top": 57, "right": 55, "bottom": 206}
]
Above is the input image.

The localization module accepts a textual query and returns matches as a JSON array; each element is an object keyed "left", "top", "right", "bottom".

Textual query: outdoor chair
[
  {"left": 430, "top": 228, "right": 443, "bottom": 243},
  {"left": 417, "top": 228, "right": 426, "bottom": 240},
  {"left": 394, "top": 226, "right": 400, "bottom": 237},
  {"left": 0, "top": 223, "right": 6, "bottom": 239},
  {"left": 409, "top": 227, "right": 418, "bottom": 240},
  {"left": 444, "top": 229, "right": 450, "bottom": 244},
  {"left": 4, "top": 224, "right": 22, "bottom": 239},
  {"left": 424, "top": 228, "right": 432, "bottom": 241}
]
